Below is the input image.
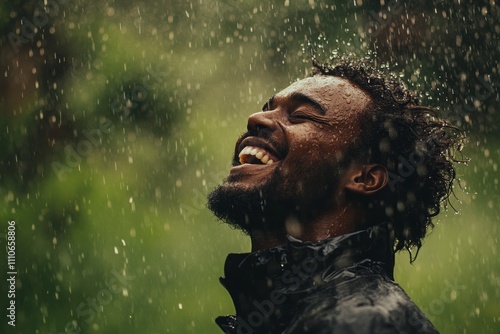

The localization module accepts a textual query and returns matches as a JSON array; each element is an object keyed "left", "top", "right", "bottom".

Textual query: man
[{"left": 208, "top": 59, "right": 463, "bottom": 334}]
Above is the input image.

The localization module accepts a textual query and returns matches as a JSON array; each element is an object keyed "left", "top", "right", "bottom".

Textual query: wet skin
[
  {"left": 229, "top": 76, "right": 372, "bottom": 199},
  {"left": 212, "top": 75, "right": 385, "bottom": 250}
]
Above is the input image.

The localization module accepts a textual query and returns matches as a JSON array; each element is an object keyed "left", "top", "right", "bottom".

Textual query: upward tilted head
[{"left": 208, "top": 59, "right": 464, "bottom": 258}]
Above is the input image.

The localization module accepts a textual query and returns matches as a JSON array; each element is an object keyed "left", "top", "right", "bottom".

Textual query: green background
[{"left": 0, "top": 1, "right": 498, "bottom": 333}]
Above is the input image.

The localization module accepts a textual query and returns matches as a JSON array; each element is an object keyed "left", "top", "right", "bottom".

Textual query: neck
[{"left": 249, "top": 203, "right": 365, "bottom": 252}]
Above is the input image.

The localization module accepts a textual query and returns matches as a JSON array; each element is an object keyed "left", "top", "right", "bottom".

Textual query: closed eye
[
  {"left": 289, "top": 109, "right": 332, "bottom": 125},
  {"left": 288, "top": 110, "right": 310, "bottom": 122},
  {"left": 290, "top": 110, "right": 308, "bottom": 117}
]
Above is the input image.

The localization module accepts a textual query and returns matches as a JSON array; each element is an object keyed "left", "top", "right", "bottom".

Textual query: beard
[
  {"left": 207, "top": 169, "right": 282, "bottom": 233},
  {"left": 207, "top": 161, "right": 344, "bottom": 234}
]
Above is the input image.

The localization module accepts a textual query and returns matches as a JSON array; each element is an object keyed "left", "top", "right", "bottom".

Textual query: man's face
[{"left": 208, "top": 75, "right": 372, "bottom": 231}]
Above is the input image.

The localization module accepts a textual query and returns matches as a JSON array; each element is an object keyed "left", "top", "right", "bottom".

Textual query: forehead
[{"left": 276, "top": 76, "right": 372, "bottom": 116}]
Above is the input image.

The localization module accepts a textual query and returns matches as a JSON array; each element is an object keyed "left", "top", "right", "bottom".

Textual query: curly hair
[{"left": 312, "top": 58, "right": 466, "bottom": 261}]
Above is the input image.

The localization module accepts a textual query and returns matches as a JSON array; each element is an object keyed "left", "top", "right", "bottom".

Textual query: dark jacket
[{"left": 216, "top": 225, "right": 439, "bottom": 334}]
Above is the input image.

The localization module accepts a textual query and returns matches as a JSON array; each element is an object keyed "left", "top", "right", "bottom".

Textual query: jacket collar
[{"left": 216, "top": 224, "right": 394, "bottom": 333}]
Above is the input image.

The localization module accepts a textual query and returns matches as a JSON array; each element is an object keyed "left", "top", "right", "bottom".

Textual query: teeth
[
  {"left": 238, "top": 146, "right": 276, "bottom": 165},
  {"left": 241, "top": 147, "right": 251, "bottom": 155}
]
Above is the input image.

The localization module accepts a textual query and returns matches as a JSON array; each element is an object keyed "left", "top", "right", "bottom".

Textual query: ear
[{"left": 344, "top": 164, "right": 388, "bottom": 196}]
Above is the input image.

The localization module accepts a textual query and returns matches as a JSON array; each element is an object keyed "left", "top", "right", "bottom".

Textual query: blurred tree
[{"left": 0, "top": 0, "right": 498, "bottom": 333}]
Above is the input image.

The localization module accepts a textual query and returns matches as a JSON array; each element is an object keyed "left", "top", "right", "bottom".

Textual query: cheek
[{"left": 278, "top": 140, "right": 336, "bottom": 187}]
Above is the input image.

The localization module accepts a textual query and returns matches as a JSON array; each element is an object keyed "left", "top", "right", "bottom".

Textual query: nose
[{"left": 247, "top": 111, "right": 276, "bottom": 137}]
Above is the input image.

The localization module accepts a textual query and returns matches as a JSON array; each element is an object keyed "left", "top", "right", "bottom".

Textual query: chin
[{"left": 207, "top": 177, "right": 281, "bottom": 232}]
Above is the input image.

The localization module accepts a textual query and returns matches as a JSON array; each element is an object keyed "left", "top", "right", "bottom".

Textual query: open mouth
[
  {"left": 233, "top": 137, "right": 285, "bottom": 168},
  {"left": 228, "top": 137, "right": 284, "bottom": 181},
  {"left": 238, "top": 145, "right": 276, "bottom": 165}
]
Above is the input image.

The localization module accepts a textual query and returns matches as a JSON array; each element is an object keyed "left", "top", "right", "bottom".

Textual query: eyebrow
[
  {"left": 262, "top": 93, "right": 327, "bottom": 115},
  {"left": 262, "top": 96, "right": 275, "bottom": 111},
  {"left": 289, "top": 92, "right": 327, "bottom": 115}
]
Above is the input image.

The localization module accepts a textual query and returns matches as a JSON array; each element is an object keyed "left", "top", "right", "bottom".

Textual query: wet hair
[{"left": 312, "top": 58, "right": 466, "bottom": 261}]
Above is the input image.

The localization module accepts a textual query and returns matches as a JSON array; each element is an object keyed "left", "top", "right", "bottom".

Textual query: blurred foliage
[{"left": 0, "top": 0, "right": 498, "bottom": 333}]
